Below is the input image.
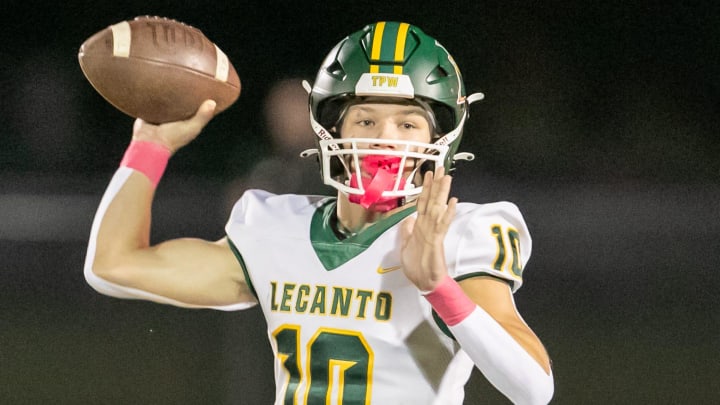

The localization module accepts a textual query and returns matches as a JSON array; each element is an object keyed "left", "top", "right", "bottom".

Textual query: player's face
[
  {"left": 339, "top": 103, "right": 433, "bottom": 146},
  {"left": 318, "top": 100, "right": 443, "bottom": 206},
  {"left": 336, "top": 102, "right": 434, "bottom": 182}
]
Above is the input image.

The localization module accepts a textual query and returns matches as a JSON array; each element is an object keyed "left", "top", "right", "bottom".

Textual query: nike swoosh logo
[{"left": 377, "top": 265, "right": 402, "bottom": 274}]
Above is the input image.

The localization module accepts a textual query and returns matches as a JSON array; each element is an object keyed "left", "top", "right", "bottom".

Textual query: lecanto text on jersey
[{"left": 270, "top": 282, "right": 392, "bottom": 321}]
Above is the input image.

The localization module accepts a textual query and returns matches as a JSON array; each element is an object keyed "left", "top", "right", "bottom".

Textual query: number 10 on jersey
[
  {"left": 273, "top": 325, "right": 373, "bottom": 404},
  {"left": 491, "top": 224, "right": 523, "bottom": 277}
]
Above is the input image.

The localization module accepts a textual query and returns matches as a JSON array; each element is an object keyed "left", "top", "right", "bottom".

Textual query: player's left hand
[{"left": 400, "top": 167, "right": 457, "bottom": 292}]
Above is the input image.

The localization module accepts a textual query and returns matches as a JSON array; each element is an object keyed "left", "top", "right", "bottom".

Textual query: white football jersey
[{"left": 225, "top": 190, "right": 531, "bottom": 405}]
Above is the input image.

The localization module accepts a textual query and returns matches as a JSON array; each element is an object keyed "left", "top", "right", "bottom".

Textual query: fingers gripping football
[
  {"left": 131, "top": 100, "right": 217, "bottom": 153},
  {"left": 400, "top": 168, "right": 457, "bottom": 292}
]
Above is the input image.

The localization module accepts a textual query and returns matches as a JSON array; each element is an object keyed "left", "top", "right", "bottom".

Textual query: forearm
[
  {"left": 89, "top": 169, "right": 153, "bottom": 262},
  {"left": 450, "top": 307, "right": 553, "bottom": 404},
  {"left": 90, "top": 141, "right": 169, "bottom": 269},
  {"left": 425, "top": 276, "right": 554, "bottom": 405},
  {"left": 84, "top": 140, "right": 168, "bottom": 295}
]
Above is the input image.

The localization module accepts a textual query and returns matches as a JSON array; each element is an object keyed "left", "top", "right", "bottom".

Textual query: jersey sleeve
[
  {"left": 224, "top": 189, "right": 276, "bottom": 300},
  {"left": 224, "top": 190, "right": 328, "bottom": 301},
  {"left": 447, "top": 201, "right": 532, "bottom": 293}
]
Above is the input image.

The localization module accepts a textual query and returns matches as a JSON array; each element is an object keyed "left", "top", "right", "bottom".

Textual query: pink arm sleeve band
[
  {"left": 119, "top": 141, "right": 171, "bottom": 187},
  {"left": 423, "top": 274, "right": 477, "bottom": 326}
]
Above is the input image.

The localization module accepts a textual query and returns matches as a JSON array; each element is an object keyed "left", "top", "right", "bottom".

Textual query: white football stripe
[
  {"left": 110, "top": 21, "right": 131, "bottom": 58},
  {"left": 214, "top": 45, "right": 229, "bottom": 82}
]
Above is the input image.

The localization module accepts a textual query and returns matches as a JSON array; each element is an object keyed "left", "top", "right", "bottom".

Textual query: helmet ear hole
[{"left": 427, "top": 101, "right": 456, "bottom": 135}]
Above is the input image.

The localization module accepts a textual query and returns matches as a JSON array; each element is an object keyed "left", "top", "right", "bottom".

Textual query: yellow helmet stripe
[
  {"left": 393, "top": 23, "right": 410, "bottom": 74},
  {"left": 369, "top": 22, "right": 411, "bottom": 74},
  {"left": 369, "top": 22, "right": 386, "bottom": 73}
]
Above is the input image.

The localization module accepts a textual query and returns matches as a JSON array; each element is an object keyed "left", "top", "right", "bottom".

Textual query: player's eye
[{"left": 357, "top": 119, "right": 374, "bottom": 127}]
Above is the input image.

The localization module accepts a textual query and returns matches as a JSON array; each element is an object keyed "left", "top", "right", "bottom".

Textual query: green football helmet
[{"left": 302, "top": 21, "right": 483, "bottom": 207}]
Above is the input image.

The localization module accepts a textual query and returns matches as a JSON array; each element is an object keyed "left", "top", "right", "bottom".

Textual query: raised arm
[
  {"left": 400, "top": 168, "right": 553, "bottom": 404},
  {"left": 84, "top": 100, "right": 256, "bottom": 310}
]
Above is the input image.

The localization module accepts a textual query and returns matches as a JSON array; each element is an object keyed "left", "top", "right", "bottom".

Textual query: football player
[{"left": 85, "top": 21, "right": 554, "bottom": 404}]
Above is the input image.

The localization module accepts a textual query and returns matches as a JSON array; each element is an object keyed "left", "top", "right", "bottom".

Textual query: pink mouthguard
[{"left": 349, "top": 155, "right": 405, "bottom": 212}]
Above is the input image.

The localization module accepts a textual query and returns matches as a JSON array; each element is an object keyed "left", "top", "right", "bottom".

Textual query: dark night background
[{"left": 2, "top": 1, "right": 719, "bottom": 404}]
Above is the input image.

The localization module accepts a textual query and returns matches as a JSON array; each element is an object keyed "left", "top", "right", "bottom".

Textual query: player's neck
[{"left": 336, "top": 193, "right": 412, "bottom": 235}]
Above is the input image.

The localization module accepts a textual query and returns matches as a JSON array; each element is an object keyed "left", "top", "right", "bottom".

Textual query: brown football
[{"left": 78, "top": 16, "right": 241, "bottom": 124}]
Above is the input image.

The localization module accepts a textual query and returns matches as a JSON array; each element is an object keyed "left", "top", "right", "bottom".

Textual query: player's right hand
[{"left": 131, "top": 99, "right": 217, "bottom": 154}]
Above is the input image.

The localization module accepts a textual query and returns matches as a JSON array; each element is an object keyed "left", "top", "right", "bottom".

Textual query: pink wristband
[
  {"left": 423, "top": 275, "right": 476, "bottom": 326},
  {"left": 120, "top": 140, "right": 171, "bottom": 187}
]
